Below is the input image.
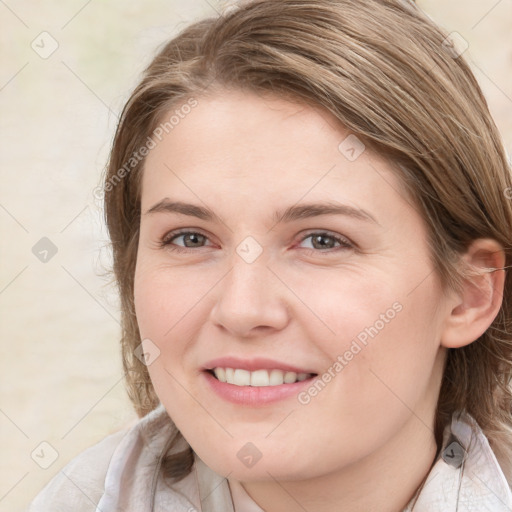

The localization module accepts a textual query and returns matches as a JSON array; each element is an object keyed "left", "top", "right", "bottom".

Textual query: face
[{"left": 134, "top": 90, "right": 451, "bottom": 482}]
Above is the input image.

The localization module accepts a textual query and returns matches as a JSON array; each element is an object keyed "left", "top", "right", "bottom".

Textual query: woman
[{"left": 28, "top": 0, "right": 512, "bottom": 510}]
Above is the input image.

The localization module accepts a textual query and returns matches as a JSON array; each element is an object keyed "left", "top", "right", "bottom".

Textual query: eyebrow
[{"left": 144, "top": 199, "right": 379, "bottom": 225}]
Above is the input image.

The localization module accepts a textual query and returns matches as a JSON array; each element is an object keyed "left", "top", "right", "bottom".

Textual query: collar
[{"left": 403, "top": 411, "right": 512, "bottom": 511}]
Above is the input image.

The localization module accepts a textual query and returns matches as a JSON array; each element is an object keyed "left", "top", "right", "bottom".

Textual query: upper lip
[{"left": 203, "top": 357, "right": 317, "bottom": 374}]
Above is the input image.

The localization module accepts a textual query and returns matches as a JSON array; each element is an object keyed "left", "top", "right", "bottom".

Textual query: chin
[{"left": 193, "top": 441, "right": 316, "bottom": 482}]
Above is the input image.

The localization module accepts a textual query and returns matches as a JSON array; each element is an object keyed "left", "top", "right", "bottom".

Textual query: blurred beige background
[{"left": 0, "top": 1, "right": 511, "bottom": 511}]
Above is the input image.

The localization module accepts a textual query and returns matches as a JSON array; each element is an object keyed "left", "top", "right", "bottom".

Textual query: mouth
[
  {"left": 202, "top": 357, "right": 319, "bottom": 405},
  {"left": 207, "top": 367, "right": 317, "bottom": 387}
]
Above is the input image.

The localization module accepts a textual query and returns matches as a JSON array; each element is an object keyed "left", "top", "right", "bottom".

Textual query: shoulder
[
  {"left": 26, "top": 405, "right": 179, "bottom": 512},
  {"left": 27, "top": 427, "right": 129, "bottom": 512}
]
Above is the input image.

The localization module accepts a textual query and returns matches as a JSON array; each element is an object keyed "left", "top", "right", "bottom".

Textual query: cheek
[
  {"left": 330, "top": 280, "right": 444, "bottom": 425},
  {"left": 291, "top": 267, "right": 444, "bottom": 412},
  {"left": 134, "top": 257, "right": 215, "bottom": 340},
  {"left": 133, "top": 258, "right": 220, "bottom": 407},
  {"left": 297, "top": 260, "right": 441, "bottom": 347},
  {"left": 284, "top": 266, "right": 406, "bottom": 358},
  {"left": 133, "top": 261, "right": 205, "bottom": 428}
]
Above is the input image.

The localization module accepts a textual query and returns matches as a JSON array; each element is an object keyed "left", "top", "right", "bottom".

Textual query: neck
[{"left": 240, "top": 414, "right": 438, "bottom": 512}]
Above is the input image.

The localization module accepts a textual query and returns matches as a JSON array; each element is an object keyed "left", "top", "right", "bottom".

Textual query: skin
[{"left": 133, "top": 89, "right": 505, "bottom": 512}]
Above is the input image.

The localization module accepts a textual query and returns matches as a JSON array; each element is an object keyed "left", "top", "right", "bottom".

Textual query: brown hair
[{"left": 102, "top": 0, "right": 512, "bottom": 483}]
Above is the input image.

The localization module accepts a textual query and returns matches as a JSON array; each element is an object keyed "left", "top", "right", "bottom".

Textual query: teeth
[
  {"left": 212, "top": 368, "right": 312, "bottom": 387},
  {"left": 251, "top": 369, "right": 269, "bottom": 386},
  {"left": 269, "top": 369, "right": 285, "bottom": 386},
  {"left": 284, "top": 371, "right": 297, "bottom": 384},
  {"left": 213, "top": 367, "right": 226, "bottom": 383},
  {"left": 233, "top": 369, "right": 251, "bottom": 386}
]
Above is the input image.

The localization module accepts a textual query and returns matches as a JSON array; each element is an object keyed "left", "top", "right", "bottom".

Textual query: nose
[{"left": 209, "top": 253, "right": 290, "bottom": 338}]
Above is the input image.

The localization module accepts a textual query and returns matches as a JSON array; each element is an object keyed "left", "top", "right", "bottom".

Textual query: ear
[{"left": 441, "top": 238, "right": 506, "bottom": 349}]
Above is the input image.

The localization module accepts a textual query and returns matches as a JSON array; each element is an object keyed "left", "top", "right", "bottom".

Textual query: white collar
[{"left": 403, "top": 411, "right": 512, "bottom": 511}]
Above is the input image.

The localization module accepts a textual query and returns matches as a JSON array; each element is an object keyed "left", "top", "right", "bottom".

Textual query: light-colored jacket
[{"left": 27, "top": 405, "right": 512, "bottom": 511}]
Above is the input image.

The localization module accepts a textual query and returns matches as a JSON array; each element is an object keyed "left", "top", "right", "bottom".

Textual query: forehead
[{"left": 140, "top": 90, "right": 409, "bottom": 218}]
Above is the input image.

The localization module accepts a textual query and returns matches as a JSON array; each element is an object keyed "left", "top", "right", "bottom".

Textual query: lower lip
[{"left": 203, "top": 371, "right": 315, "bottom": 406}]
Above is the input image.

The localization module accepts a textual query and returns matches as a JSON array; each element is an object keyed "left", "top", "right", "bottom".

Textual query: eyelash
[{"left": 158, "top": 229, "right": 354, "bottom": 255}]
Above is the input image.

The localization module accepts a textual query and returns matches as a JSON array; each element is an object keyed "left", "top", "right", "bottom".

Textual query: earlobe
[{"left": 441, "top": 239, "right": 506, "bottom": 349}]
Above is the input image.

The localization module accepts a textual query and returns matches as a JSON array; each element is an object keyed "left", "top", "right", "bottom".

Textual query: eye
[
  {"left": 159, "top": 230, "right": 212, "bottom": 252},
  {"left": 297, "top": 231, "right": 353, "bottom": 253},
  {"left": 158, "top": 229, "right": 354, "bottom": 255}
]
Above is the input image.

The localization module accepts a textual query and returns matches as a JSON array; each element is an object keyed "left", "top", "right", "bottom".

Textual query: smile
[{"left": 210, "top": 367, "right": 314, "bottom": 387}]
